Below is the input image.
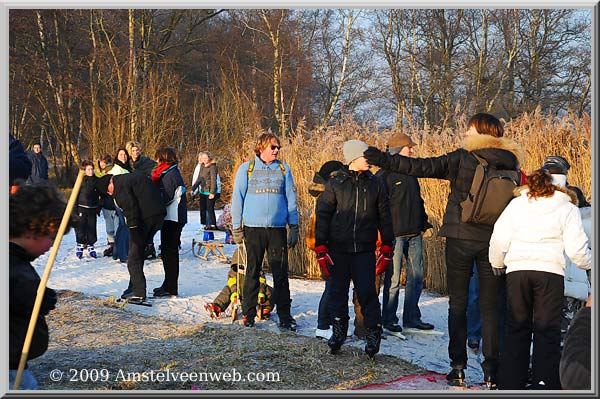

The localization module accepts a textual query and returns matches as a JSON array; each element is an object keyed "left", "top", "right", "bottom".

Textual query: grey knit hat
[{"left": 343, "top": 140, "right": 368, "bottom": 164}]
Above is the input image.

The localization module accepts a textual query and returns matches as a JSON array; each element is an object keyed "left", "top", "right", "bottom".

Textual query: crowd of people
[{"left": 8, "top": 116, "right": 593, "bottom": 391}]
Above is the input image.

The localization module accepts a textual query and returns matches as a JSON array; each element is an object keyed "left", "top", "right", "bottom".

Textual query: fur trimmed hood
[
  {"left": 513, "top": 185, "right": 579, "bottom": 206},
  {"left": 462, "top": 134, "right": 525, "bottom": 167}
]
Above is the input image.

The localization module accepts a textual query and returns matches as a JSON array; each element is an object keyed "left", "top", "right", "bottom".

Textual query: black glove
[
  {"left": 40, "top": 288, "right": 57, "bottom": 315},
  {"left": 363, "top": 146, "right": 387, "bottom": 167},
  {"left": 492, "top": 267, "right": 506, "bottom": 277},
  {"left": 232, "top": 227, "right": 245, "bottom": 244},
  {"left": 287, "top": 224, "right": 299, "bottom": 248}
]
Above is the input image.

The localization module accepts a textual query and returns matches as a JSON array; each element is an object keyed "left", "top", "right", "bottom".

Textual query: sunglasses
[{"left": 270, "top": 145, "right": 281, "bottom": 150}]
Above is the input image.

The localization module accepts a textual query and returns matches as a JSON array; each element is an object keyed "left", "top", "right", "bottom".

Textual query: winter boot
[
  {"left": 328, "top": 317, "right": 349, "bottom": 354},
  {"left": 446, "top": 367, "right": 466, "bottom": 386},
  {"left": 103, "top": 242, "right": 114, "bottom": 257},
  {"left": 144, "top": 243, "right": 157, "bottom": 260},
  {"left": 364, "top": 325, "right": 383, "bottom": 358},
  {"left": 75, "top": 244, "right": 84, "bottom": 259},
  {"left": 279, "top": 315, "right": 297, "bottom": 332},
  {"left": 243, "top": 315, "right": 255, "bottom": 327},
  {"left": 204, "top": 303, "right": 222, "bottom": 319},
  {"left": 88, "top": 246, "right": 97, "bottom": 259}
]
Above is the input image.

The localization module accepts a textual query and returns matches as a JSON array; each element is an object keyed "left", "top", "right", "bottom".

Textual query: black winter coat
[
  {"left": 132, "top": 155, "right": 157, "bottom": 178},
  {"left": 77, "top": 175, "right": 100, "bottom": 209},
  {"left": 375, "top": 168, "right": 432, "bottom": 237},
  {"left": 26, "top": 152, "right": 49, "bottom": 183},
  {"left": 315, "top": 166, "right": 394, "bottom": 253},
  {"left": 112, "top": 173, "right": 166, "bottom": 228},
  {"left": 365, "top": 134, "right": 524, "bottom": 242},
  {"left": 9, "top": 243, "right": 56, "bottom": 369}
]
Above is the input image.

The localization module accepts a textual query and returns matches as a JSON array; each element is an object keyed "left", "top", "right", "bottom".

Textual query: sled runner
[{"left": 191, "top": 239, "right": 228, "bottom": 261}]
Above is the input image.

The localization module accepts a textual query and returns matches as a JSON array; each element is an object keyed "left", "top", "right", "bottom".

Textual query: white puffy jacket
[
  {"left": 489, "top": 188, "right": 592, "bottom": 276},
  {"left": 564, "top": 206, "right": 591, "bottom": 300}
]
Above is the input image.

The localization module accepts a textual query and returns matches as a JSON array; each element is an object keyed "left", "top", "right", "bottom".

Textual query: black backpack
[{"left": 460, "top": 153, "right": 521, "bottom": 226}]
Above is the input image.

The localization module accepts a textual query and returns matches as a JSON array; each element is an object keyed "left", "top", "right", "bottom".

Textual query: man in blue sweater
[{"left": 231, "top": 133, "right": 299, "bottom": 331}]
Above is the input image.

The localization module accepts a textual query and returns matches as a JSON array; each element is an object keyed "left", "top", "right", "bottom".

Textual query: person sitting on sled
[{"left": 205, "top": 248, "right": 273, "bottom": 319}]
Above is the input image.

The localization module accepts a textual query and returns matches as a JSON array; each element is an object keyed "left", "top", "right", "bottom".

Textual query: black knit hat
[
  {"left": 316, "top": 160, "right": 343, "bottom": 181},
  {"left": 542, "top": 155, "right": 570, "bottom": 175},
  {"left": 95, "top": 175, "right": 112, "bottom": 194}
]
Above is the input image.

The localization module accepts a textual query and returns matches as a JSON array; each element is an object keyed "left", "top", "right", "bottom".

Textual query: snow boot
[
  {"left": 446, "top": 367, "right": 466, "bottom": 387},
  {"left": 204, "top": 303, "right": 222, "bottom": 319},
  {"left": 243, "top": 315, "right": 255, "bottom": 327},
  {"left": 328, "top": 317, "right": 348, "bottom": 354},
  {"left": 279, "top": 315, "right": 297, "bottom": 332},
  {"left": 103, "top": 242, "right": 114, "bottom": 257},
  {"left": 88, "top": 246, "right": 97, "bottom": 259},
  {"left": 144, "top": 243, "right": 157, "bottom": 260},
  {"left": 75, "top": 244, "right": 84, "bottom": 259},
  {"left": 364, "top": 325, "right": 382, "bottom": 358}
]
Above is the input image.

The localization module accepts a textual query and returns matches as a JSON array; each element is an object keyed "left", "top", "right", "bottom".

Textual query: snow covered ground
[{"left": 35, "top": 210, "right": 486, "bottom": 387}]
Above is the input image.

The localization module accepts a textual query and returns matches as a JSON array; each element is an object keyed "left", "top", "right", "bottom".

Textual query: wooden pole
[{"left": 13, "top": 171, "right": 84, "bottom": 390}]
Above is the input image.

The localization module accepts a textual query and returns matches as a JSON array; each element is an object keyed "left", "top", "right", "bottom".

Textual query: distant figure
[
  {"left": 95, "top": 154, "right": 118, "bottom": 257},
  {"left": 26, "top": 143, "right": 49, "bottom": 184},
  {"left": 74, "top": 160, "right": 100, "bottom": 259},
  {"left": 191, "top": 151, "right": 221, "bottom": 230},
  {"left": 9, "top": 134, "right": 32, "bottom": 189}
]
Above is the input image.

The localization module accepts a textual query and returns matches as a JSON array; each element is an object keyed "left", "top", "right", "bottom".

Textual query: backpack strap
[
  {"left": 471, "top": 152, "right": 489, "bottom": 167},
  {"left": 247, "top": 158, "right": 286, "bottom": 180}
]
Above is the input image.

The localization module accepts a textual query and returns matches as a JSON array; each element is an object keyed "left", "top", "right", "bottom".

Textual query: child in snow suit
[
  {"left": 205, "top": 248, "right": 273, "bottom": 319},
  {"left": 9, "top": 184, "right": 76, "bottom": 389},
  {"left": 315, "top": 140, "right": 394, "bottom": 358},
  {"left": 75, "top": 160, "right": 100, "bottom": 259}
]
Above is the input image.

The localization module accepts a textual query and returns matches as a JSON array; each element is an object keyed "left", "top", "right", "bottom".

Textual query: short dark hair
[
  {"left": 81, "top": 159, "right": 94, "bottom": 169},
  {"left": 10, "top": 183, "right": 76, "bottom": 238},
  {"left": 154, "top": 147, "right": 178, "bottom": 164},
  {"left": 468, "top": 113, "right": 504, "bottom": 137}
]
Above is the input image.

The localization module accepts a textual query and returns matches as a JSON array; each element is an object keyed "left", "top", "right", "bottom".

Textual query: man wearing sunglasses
[{"left": 231, "top": 133, "right": 299, "bottom": 331}]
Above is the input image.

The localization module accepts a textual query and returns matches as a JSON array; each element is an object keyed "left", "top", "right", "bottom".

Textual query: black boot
[
  {"left": 446, "top": 368, "right": 466, "bottom": 386},
  {"left": 103, "top": 242, "right": 114, "bottom": 257},
  {"left": 328, "top": 317, "right": 348, "bottom": 354},
  {"left": 483, "top": 367, "right": 498, "bottom": 390},
  {"left": 365, "top": 325, "right": 383, "bottom": 358},
  {"left": 144, "top": 243, "right": 157, "bottom": 260}
]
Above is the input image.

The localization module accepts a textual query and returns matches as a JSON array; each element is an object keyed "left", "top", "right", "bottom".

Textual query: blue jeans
[
  {"left": 382, "top": 234, "right": 424, "bottom": 327},
  {"left": 467, "top": 262, "right": 482, "bottom": 341},
  {"left": 9, "top": 369, "right": 38, "bottom": 390},
  {"left": 102, "top": 208, "right": 119, "bottom": 243}
]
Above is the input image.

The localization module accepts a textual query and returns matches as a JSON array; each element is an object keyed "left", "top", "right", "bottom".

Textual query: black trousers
[
  {"left": 498, "top": 271, "right": 564, "bottom": 390},
  {"left": 243, "top": 227, "right": 291, "bottom": 320},
  {"left": 445, "top": 238, "right": 502, "bottom": 374},
  {"left": 127, "top": 215, "right": 163, "bottom": 297},
  {"left": 75, "top": 206, "right": 97, "bottom": 246},
  {"left": 328, "top": 251, "right": 381, "bottom": 329},
  {"left": 159, "top": 220, "right": 184, "bottom": 295},
  {"left": 199, "top": 193, "right": 220, "bottom": 225}
]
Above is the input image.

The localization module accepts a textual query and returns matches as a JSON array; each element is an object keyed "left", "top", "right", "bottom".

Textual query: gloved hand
[
  {"left": 40, "top": 288, "right": 58, "bottom": 315},
  {"left": 363, "top": 146, "right": 387, "bottom": 167},
  {"left": 232, "top": 227, "right": 245, "bottom": 244},
  {"left": 492, "top": 267, "right": 507, "bottom": 277},
  {"left": 375, "top": 244, "right": 394, "bottom": 275},
  {"left": 287, "top": 224, "right": 299, "bottom": 248},
  {"left": 314, "top": 245, "right": 334, "bottom": 280},
  {"left": 258, "top": 292, "right": 266, "bottom": 304}
]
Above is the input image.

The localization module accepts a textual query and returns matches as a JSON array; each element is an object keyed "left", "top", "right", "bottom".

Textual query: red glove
[
  {"left": 376, "top": 244, "right": 394, "bottom": 275},
  {"left": 314, "top": 245, "right": 334, "bottom": 279}
]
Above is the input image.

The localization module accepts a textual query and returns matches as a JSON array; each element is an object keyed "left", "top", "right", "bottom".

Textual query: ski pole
[{"left": 13, "top": 170, "right": 84, "bottom": 390}]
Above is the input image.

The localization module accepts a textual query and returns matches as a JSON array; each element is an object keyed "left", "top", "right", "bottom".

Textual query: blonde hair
[{"left": 125, "top": 140, "right": 142, "bottom": 154}]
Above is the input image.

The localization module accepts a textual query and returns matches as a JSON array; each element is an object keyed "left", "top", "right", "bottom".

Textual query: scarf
[{"left": 151, "top": 162, "right": 174, "bottom": 185}]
